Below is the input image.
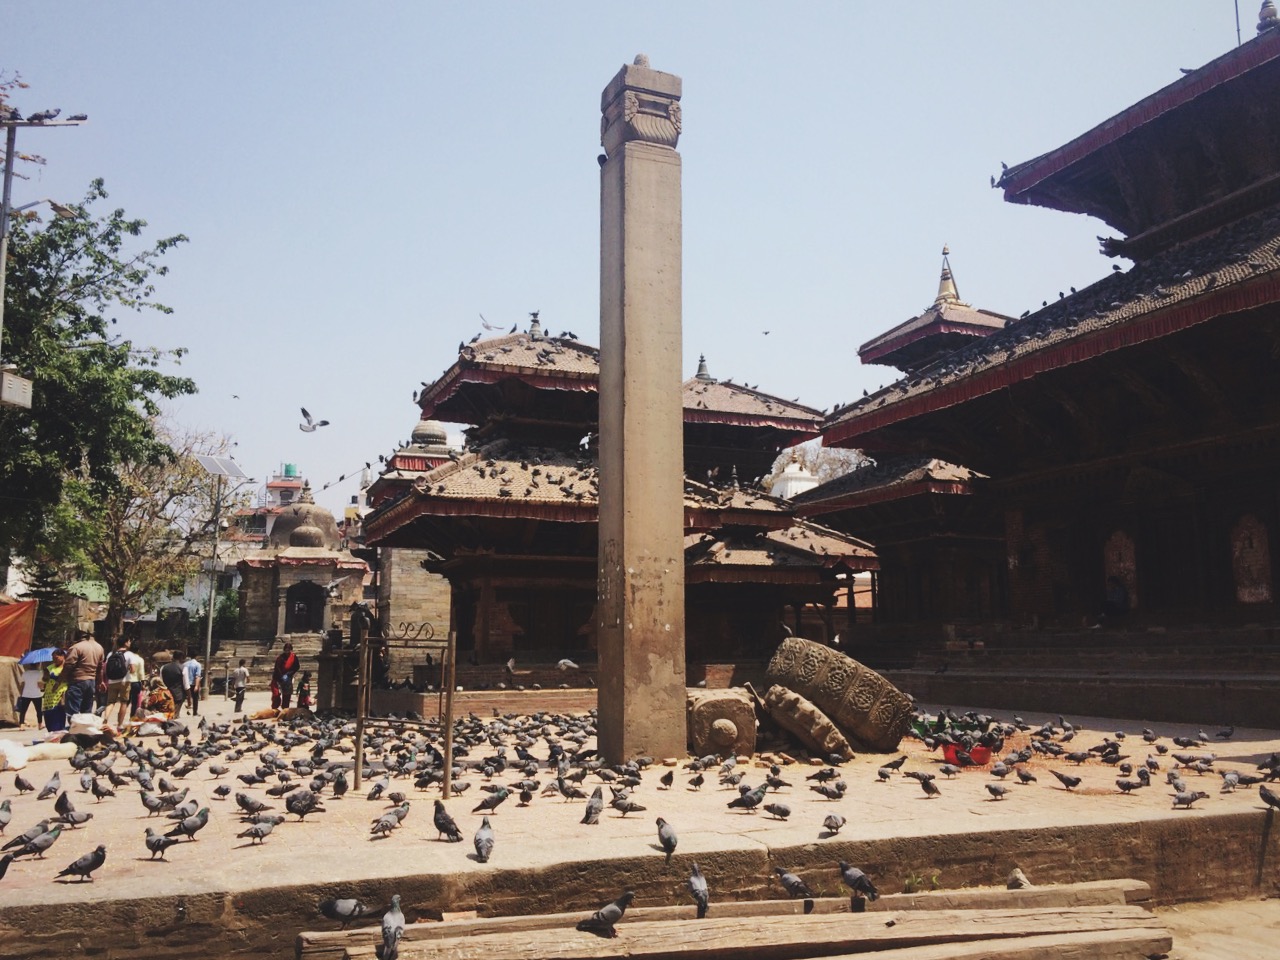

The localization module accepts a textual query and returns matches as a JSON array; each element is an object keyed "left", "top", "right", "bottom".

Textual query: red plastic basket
[{"left": 941, "top": 743, "right": 991, "bottom": 766}]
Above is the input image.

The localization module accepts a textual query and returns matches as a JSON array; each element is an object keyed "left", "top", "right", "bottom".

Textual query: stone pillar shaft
[{"left": 597, "top": 57, "right": 686, "bottom": 762}]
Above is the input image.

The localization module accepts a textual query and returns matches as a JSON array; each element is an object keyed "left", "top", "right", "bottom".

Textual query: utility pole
[{"left": 0, "top": 112, "right": 85, "bottom": 409}]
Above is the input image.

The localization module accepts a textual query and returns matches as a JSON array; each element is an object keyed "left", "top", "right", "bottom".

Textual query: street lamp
[
  {"left": 0, "top": 112, "right": 86, "bottom": 409},
  {"left": 195, "top": 454, "right": 250, "bottom": 669}
]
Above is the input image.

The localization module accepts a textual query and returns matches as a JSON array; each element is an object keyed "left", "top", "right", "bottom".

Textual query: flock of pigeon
[{"left": 0, "top": 705, "right": 1278, "bottom": 952}]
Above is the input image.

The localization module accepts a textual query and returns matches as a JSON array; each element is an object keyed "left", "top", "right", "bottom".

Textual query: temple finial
[{"left": 935, "top": 245, "right": 960, "bottom": 305}]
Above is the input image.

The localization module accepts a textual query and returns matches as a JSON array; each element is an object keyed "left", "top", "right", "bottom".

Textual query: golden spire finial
[{"left": 935, "top": 245, "right": 960, "bottom": 305}]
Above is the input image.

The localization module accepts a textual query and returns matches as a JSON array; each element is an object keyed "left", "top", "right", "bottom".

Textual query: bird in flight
[{"left": 299, "top": 408, "right": 330, "bottom": 432}]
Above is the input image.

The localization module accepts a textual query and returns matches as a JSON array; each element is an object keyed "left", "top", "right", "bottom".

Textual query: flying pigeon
[
  {"left": 299, "top": 408, "right": 330, "bottom": 432},
  {"left": 56, "top": 844, "right": 106, "bottom": 882},
  {"left": 688, "top": 863, "right": 709, "bottom": 919},
  {"left": 575, "top": 890, "right": 634, "bottom": 938}
]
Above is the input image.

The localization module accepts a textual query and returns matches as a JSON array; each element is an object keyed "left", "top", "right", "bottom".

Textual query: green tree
[
  {"left": 80, "top": 422, "right": 240, "bottom": 639},
  {"left": 0, "top": 179, "right": 196, "bottom": 564}
]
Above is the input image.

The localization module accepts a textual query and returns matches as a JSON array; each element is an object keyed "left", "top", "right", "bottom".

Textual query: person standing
[
  {"left": 16, "top": 660, "right": 44, "bottom": 730},
  {"left": 160, "top": 653, "right": 186, "bottom": 716},
  {"left": 182, "top": 656, "right": 203, "bottom": 716},
  {"left": 231, "top": 659, "right": 250, "bottom": 713},
  {"left": 41, "top": 649, "right": 68, "bottom": 733},
  {"left": 123, "top": 639, "right": 146, "bottom": 718},
  {"left": 271, "top": 643, "right": 299, "bottom": 709},
  {"left": 101, "top": 638, "right": 134, "bottom": 731},
  {"left": 62, "top": 631, "right": 104, "bottom": 718}
]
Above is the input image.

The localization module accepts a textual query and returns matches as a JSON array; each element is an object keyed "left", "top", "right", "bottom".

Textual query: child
[{"left": 296, "top": 671, "right": 312, "bottom": 710}]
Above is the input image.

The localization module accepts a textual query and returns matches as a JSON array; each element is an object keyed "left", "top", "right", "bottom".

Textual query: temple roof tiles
[
  {"left": 685, "top": 519, "right": 876, "bottom": 569},
  {"left": 790, "top": 456, "right": 985, "bottom": 508},
  {"left": 682, "top": 375, "right": 822, "bottom": 426},
  {"left": 825, "top": 201, "right": 1280, "bottom": 447}
]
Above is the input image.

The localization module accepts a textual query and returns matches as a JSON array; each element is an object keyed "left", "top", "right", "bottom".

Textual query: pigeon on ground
[
  {"left": 432, "top": 800, "right": 462, "bottom": 841},
  {"left": 299, "top": 408, "right": 330, "bottom": 432},
  {"left": 1016, "top": 768, "right": 1037, "bottom": 785},
  {"left": 688, "top": 862, "right": 709, "bottom": 918},
  {"left": 774, "top": 867, "right": 813, "bottom": 899},
  {"left": 920, "top": 778, "right": 941, "bottom": 799},
  {"left": 319, "top": 898, "right": 368, "bottom": 928},
  {"left": 237, "top": 820, "right": 276, "bottom": 844},
  {"left": 659, "top": 770, "right": 674, "bottom": 789},
  {"left": 14, "top": 824, "right": 62, "bottom": 859},
  {"left": 144, "top": 827, "right": 181, "bottom": 860},
  {"left": 823, "top": 814, "right": 846, "bottom": 835},
  {"left": 0, "top": 799, "right": 10, "bottom": 833},
  {"left": 3, "top": 820, "right": 51, "bottom": 851},
  {"left": 728, "top": 784, "right": 768, "bottom": 812},
  {"left": 474, "top": 816, "right": 495, "bottom": 863},
  {"left": 56, "top": 844, "right": 106, "bottom": 882},
  {"left": 90, "top": 778, "right": 115, "bottom": 802},
  {"left": 839, "top": 861, "right": 879, "bottom": 901},
  {"left": 57, "top": 809, "right": 94, "bottom": 829},
  {"left": 165, "top": 807, "right": 210, "bottom": 841},
  {"left": 1261, "top": 784, "right": 1280, "bottom": 810},
  {"left": 763, "top": 803, "right": 791, "bottom": 820},
  {"left": 580, "top": 786, "right": 604, "bottom": 825},
  {"left": 0, "top": 853, "right": 11, "bottom": 880},
  {"left": 1172, "top": 790, "right": 1209, "bottom": 809},
  {"left": 611, "top": 795, "right": 646, "bottom": 817},
  {"left": 381, "top": 894, "right": 405, "bottom": 960},
  {"left": 656, "top": 817, "right": 677, "bottom": 864},
  {"left": 54, "top": 791, "right": 74, "bottom": 818},
  {"left": 687, "top": 773, "right": 705, "bottom": 790},
  {"left": 472, "top": 788, "right": 509, "bottom": 814},
  {"left": 1050, "top": 770, "right": 1081, "bottom": 791},
  {"left": 14, "top": 775, "right": 34, "bottom": 794},
  {"left": 286, "top": 790, "right": 324, "bottom": 820},
  {"left": 986, "top": 784, "right": 1010, "bottom": 801},
  {"left": 37, "top": 772, "right": 61, "bottom": 801},
  {"left": 809, "top": 782, "right": 845, "bottom": 801},
  {"left": 575, "top": 890, "right": 634, "bottom": 937}
]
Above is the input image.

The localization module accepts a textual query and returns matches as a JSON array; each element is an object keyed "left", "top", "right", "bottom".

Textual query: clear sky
[{"left": 3, "top": 2, "right": 1252, "bottom": 515}]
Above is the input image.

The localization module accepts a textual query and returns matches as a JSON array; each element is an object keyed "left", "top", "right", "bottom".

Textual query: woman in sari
[
  {"left": 143, "top": 676, "right": 177, "bottom": 719},
  {"left": 41, "top": 649, "right": 69, "bottom": 733}
]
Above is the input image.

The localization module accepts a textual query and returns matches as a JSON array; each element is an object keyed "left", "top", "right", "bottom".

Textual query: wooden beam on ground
[
  {"left": 297, "top": 880, "right": 1152, "bottom": 960},
  {"left": 339, "top": 905, "right": 1166, "bottom": 960}
]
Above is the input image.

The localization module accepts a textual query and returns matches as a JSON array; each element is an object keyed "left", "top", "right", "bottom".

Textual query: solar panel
[{"left": 195, "top": 454, "right": 249, "bottom": 478}]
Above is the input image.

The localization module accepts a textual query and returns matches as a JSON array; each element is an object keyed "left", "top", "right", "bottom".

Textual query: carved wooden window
[
  {"left": 1103, "top": 530, "right": 1137, "bottom": 610},
  {"left": 1231, "top": 514, "right": 1272, "bottom": 604}
]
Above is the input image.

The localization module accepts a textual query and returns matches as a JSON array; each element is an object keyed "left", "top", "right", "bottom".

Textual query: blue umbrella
[{"left": 18, "top": 647, "right": 56, "bottom": 666}]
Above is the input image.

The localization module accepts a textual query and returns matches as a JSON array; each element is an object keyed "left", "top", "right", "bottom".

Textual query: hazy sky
[{"left": 4, "top": 2, "right": 1252, "bottom": 515}]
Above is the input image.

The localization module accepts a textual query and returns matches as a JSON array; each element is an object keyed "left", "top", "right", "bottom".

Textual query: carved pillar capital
[{"left": 600, "top": 55, "right": 682, "bottom": 156}]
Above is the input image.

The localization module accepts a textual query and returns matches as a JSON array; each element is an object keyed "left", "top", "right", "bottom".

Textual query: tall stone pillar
[{"left": 596, "top": 56, "right": 687, "bottom": 762}]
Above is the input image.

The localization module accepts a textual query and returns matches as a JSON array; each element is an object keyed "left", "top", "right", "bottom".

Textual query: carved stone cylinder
[{"left": 686, "top": 687, "right": 757, "bottom": 759}]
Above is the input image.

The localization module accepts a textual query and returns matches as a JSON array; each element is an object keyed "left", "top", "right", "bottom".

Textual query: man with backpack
[{"left": 102, "top": 638, "right": 133, "bottom": 731}]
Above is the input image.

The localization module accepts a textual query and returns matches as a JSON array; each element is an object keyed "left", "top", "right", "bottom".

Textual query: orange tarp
[{"left": 0, "top": 600, "right": 37, "bottom": 659}]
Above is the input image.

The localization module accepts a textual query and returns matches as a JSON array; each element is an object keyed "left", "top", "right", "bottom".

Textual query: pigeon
[
  {"left": 237, "top": 820, "right": 275, "bottom": 844},
  {"left": 472, "top": 787, "right": 509, "bottom": 814},
  {"left": 382, "top": 894, "right": 405, "bottom": 960},
  {"left": 286, "top": 790, "right": 324, "bottom": 820},
  {"left": 611, "top": 795, "right": 646, "bottom": 817},
  {"left": 473, "top": 816, "right": 495, "bottom": 863},
  {"left": 432, "top": 800, "right": 463, "bottom": 842},
  {"left": 809, "top": 782, "right": 845, "bottom": 801},
  {"left": 1173, "top": 790, "right": 1210, "bottom": 809},
  {"left": 581, "top": 786, "right": 604, "bottom": 825},
  {"left": 90, "top": 778, "right": 115, "bottom": 802},
  {"left": 14, "top": 824, "right": 62, "bottom": 859},
  {"left": 1050, "top": 770, "right": 1081, "bottom": 791},
  {"left": 4, "top": 820, "right": 51, "bottom": 851},
  {"left": 236, "top": 793, "right": 271, "bottom": 816},
  {"left": 920, "top": 779, "right": 941, "bottom": 799},
  {"left": 0, "top": 853, "right": 11, "bottom": 880},
  {"left": 299, "top": 408, "right": 330, "bottom": 432},
  {"left": 57, "top": 809, "right": 94, "bottom": 829},
  {"left": 37, "top": 772, "right": 61, "bottom": 801},
  {"left": 659, "top": 770, "right": 674, "bottom": 789},
  {"left": 688, "top": 862, "right": 709, "bottom": 919},
  {"left": 56, "top": 844, "right": 106, "bottom": 882},
  {"left": 687, "top": 773, "right": 705, "bottom": 790},
  {"left": 166, "top": 807, "right": 210, "bottom": 841},
  {"left": 1016, "top": 768, "right": 1037, "bottom": 785},
  {"left": 763, "top": 803, "right": 791, "bottom": 820},
  {"left": 0, "top": 799, "right": 10, "bottom": 833},
  {"left": 728, "top": 784, "right": 768, "bottom": 813},
  {"left": 656, "top": 817, "right": 677, "bottom": 864},
  {"left": 839, "top": 861, "right": 879, "bottom": 901},
  {"left": 27, "top": 108, "right": 61, "bottom": 123},
  {"left": 556, "top": 659, "right": 579, "bottom": 671},
  {"left": 14, "top": 775, "right": 34, "bottom": 794},
  {"left": 575, "top": 890, "right": 634, "bottom": 937},
  {"left": 319, "top": 898, "right": 368, "bottom": 928},
  {"left": 1007, "top": 867, "right": 1033, "bottom": 890},
  {"left": 986, "top": 784, "right": 1010, "bottom": 801},
  {"left": 54, "top": 791, "right": 74, "bottom": 818},
  {"left": 823, "top": 814, "right": 846, "bottom": 835},
  {"left": 774, "top": 867, "right": 813, "bottom": 899},
  {"left": 1261, "top": 784, "right": 1280, "bottom": 810},
  {"left": 144, "top": 827, "right": 181, "bottom": 860}
]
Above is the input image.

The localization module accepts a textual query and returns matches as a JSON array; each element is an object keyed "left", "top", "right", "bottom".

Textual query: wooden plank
[
  {"left": 297, "top": 880, "right": 1152, "bottom": 960},
  {"left": 341, "top": 905, "right": 1166, "bottom": 960},
  {"left": 823, "top": 928, "right": 1174, "bottom": 960}
]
